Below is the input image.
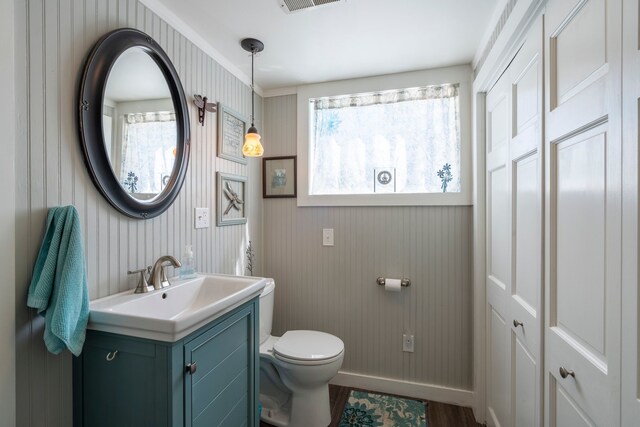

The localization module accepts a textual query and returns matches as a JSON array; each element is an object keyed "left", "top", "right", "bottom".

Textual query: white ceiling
[
  {"left": 151, "top": 0, "right": 499, "bottom": 91},
  {"left": 105, "top": 47, "right": 171, "bottom": 102}
]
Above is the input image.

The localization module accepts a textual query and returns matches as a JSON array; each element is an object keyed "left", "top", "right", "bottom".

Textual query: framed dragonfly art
[{"left": 216, "top": 172, "right": 247, "bottom": 226}]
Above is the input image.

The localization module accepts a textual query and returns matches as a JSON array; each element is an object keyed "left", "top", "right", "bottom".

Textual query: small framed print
[
  {"left": 263, "top": 156, "right": 297, "bottom": 198},
  {"left": 374, "top": 167, "right": 396, "bottom": 193},
  {"left": 217, "top": 102, "right": 248, "bottom": 164},
  {"left": 217, "top": 172, "right": 247, "bottom": 226}
]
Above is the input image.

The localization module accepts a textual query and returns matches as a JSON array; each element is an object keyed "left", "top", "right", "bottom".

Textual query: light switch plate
[
  {"left": 195, "top": 207, "right": 209, "bottom": 229},
  {"left": 322, "top": 228, "right": 334, "bottom": 246}
]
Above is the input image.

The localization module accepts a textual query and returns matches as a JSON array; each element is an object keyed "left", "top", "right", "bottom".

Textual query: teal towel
[{"left": 27, "top": 206, "right": 89, "bottom": 356}]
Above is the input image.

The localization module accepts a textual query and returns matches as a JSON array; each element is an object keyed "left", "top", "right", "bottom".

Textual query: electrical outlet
[
  {"left": 322, "top": 228, "right": 334, "bottom": 246},
  {"left": 194, "top": 207, "right": 209, "bottom": 229},
  {"left": 403, "top": 333, "right": 415, "bottom": 352}
]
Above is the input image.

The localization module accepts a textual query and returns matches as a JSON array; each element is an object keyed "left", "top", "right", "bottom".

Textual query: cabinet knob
[
  {"left": 559, "top": 366, "right": 575, "bottom": 379},
  {"left": 513, "top": 320, "right": 523, "bottom": 328},
  {"left": 186, "top": 362, "right": 197, "bottom": 375},
  {"left": 105, "top": 350, "right": 118, "bottom": 361}
]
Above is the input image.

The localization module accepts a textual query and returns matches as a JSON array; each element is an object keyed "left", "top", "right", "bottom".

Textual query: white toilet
[{"left": 259, "top": 279, "right": 344, "bottom": 427}]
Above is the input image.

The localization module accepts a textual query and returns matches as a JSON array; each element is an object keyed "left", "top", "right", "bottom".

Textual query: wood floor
[{"left": 260, "top": 384, "right": 484, "bottom": 427}]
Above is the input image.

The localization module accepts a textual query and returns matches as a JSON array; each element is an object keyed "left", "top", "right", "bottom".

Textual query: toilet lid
[{"left": 273, "top": 330, "right": 344, "bottom": 361}]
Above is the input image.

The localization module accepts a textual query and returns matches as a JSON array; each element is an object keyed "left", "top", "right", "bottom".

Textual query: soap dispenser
[{"left": 179, "top": 245, "right": 196, "bottom": 279}]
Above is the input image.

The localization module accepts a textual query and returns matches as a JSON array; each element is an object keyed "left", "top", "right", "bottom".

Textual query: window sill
[{"left": 296, "top": 192, "right": 472, "bottom": 207}]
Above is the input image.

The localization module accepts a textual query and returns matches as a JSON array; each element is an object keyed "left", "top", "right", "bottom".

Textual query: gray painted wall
[
  {"left": 14, "top": 0, "right": 263, "bottom": 425},
  {"left": 263, "top": 94, "right": 473, "bottom": 389},
  {"left": 1, "top": 1, "right": 16, "bottom": 426}
]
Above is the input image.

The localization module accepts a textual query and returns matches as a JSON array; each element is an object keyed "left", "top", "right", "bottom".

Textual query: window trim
[{"left": 296, "top": 65, "right": 473, "bottom": 207}]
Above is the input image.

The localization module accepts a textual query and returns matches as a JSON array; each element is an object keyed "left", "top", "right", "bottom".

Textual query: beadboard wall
[
  {"left": 14, "top": 1, "right": 263, "bottom": 425},
  {"left": 1, "top": 0, "right": 16, "bottom": 425},
  {"left": 263, "top": 95, "right": 473, "bottom": 393}
]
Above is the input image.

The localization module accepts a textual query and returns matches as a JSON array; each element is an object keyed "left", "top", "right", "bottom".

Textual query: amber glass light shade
[{"left": 242, "top": 126, "right": 264, "bottom": 157}]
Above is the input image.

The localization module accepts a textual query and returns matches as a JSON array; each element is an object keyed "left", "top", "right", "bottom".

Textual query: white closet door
[
  {"left": 485, "top": 17, "right": 544, "bottom": 427},
  {"left": 621, "top": 0, "right": 640, "bottom": 424},
  {"left": 508, "top": 19, "right": 544, "bottom": 427},
  {"left": 486, "top": 64, "right": 512, "bottom": 427},
  {"left": 544, "top": 1, "right": 622, "bottom": 426}
]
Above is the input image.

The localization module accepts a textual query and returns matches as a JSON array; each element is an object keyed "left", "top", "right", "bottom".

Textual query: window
[
  {"left": 310, "top": 84, "right": 460, "bottom": 195},
  {"left": 297, "top": 66, "right": 472, "bottom": 206}
]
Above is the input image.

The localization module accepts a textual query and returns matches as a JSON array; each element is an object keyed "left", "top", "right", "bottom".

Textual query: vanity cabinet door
[
  {"left": 74, "top": 298, "right": 259, "bottom": 427},
  {"left": 75, "top": 333, "right": 170, "bottom": 427},
  {"left": 184, "top": 305, "right": 257, "bottom": 427}
]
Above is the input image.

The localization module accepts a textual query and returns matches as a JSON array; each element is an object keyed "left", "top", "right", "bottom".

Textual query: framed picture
[
  {"left": 217, "top": 172, "right": 247, "bottom": 226},
  {"left": 217, "top": 102, "right": 248, "bottom": 164},
  {"left": 263, "top": 156, "right": 297, "bottom": 198}
]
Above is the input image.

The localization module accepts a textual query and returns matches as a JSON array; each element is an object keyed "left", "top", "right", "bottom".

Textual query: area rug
[{"left": 338, "top": 390, "right": 427, "bottom": 427}]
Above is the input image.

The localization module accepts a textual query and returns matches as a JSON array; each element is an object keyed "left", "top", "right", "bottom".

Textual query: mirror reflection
[{"left": 103, "top": 47, "right": 177, "bottom": 201}]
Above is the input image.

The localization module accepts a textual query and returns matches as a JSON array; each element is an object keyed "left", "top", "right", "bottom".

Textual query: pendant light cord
[{"left": 251, "top": 49, "right": 255, "bottom": 127}]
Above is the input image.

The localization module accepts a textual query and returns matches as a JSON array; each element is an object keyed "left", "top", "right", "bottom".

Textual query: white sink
[{"left": 88, "top": 273, "right": 268, "bottom": 342}]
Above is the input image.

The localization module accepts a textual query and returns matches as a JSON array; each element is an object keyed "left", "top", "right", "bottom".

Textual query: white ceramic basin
[{"left": 88, "top": 273, "right": 268, "bottom": 342}]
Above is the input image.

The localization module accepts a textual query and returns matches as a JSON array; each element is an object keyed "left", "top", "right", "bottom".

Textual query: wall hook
[{"left": 193, "top": 95, "right": 217, "bottom": 126}]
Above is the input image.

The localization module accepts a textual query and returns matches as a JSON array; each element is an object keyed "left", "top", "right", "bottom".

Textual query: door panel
[
  {"left": 513, "top": 335, "right": 536, "bottom": 427},
  {"left": 509, "top": 17, "right": 544, "bottom": 427},
  {"left": 555, "top": 132, "right": 606, "bottom": 355},
  {"left": 488, "top": 306, "right": 510, "bottom": 427},
  {"left": 553, "top": 0, "right": 606, "bottom": 103},
  {"left": 553, "top": 381, "right": 597, "bottom": 427},
  {"left": 545, "top": 0, "right": 621, "bottom": 425},
  {"left": 547, "top": 329, "right": 610, "bottom": 427},
  {"left": 621, "top": 0, "right": 640, "bottom": 424},
  {"left": 511, "top": 151, "right": 541, "bottom": 358},
  {"left": 489, "top": 165, "right": 509, "bottom": 287},
  {"left": 489, "top": 94, "right": 509, "bottom": 153},
  {"left": 486, "top": 69, "right": 511, "bottom": 427},
  {"left": 546, "top": 0, "right": 610, "bottom": 140},
  {"left": 486, "top": 16, "right": 543, "bottom": 427},
  {"left": 514, "top": 57, "right": 540, "bottom": 136},
  {"left": 513, "top": 153, "right": 540, "bottom": 316}
]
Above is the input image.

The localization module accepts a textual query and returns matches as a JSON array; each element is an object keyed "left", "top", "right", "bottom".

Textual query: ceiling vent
[{"left": 278, "top": 0, "right": 344, "bottom": 14}]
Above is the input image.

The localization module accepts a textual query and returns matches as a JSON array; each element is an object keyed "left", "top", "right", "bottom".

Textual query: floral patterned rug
[{"left": 338, "top": 390, "right": 428, "bottom": 426}]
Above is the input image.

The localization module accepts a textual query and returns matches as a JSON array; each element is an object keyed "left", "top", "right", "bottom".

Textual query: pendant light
[{"left": 241, "top": 38, "right": 265, "bottom": 157}]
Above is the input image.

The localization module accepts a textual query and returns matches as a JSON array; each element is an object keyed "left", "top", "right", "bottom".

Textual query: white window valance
[{"left": 311, "top": 84, "right": 459, "bottom": 110}]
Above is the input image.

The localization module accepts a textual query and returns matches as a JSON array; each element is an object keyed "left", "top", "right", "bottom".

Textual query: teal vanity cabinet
[{"left": 73, "top": 299, "right": 259, "bottom": 427}]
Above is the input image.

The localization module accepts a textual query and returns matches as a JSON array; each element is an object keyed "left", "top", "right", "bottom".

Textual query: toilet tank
[{"left": 259, "top": 279, "right": 275, "bottom": 344}]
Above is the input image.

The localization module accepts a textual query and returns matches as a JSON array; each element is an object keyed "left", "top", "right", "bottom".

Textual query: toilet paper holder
[{"left": 376, "top": 277, "right": 411, "bottom": 287}]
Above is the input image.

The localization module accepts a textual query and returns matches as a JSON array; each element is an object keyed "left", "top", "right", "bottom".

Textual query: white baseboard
[{"left": 330, "top": 371, "right": 475, "bottom": 409}]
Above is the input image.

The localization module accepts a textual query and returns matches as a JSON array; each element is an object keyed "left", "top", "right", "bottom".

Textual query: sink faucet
[{"left": 149, "top": 255, "right": 182, "bottom": 289}]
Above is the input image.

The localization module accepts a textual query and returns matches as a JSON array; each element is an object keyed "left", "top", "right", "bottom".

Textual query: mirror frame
[{"left": 78, "top": 28, "right": 190, "bottom": 219}]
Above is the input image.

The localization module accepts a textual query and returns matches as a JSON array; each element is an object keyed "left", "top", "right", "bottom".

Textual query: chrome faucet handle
[{"left": 128, "top": 268, "right": 154, "bottom": 293}]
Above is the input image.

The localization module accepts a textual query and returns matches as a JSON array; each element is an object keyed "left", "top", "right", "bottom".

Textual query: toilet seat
[{"left": 272, "top": 330, "right": 344, "bottom": 365}]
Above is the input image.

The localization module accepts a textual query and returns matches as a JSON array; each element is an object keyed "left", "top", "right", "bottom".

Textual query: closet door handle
[
  {"left": 513, "top": 320, "right": 523, "bottom": 328},
  {"left": 559, "top": 366, "right": 575, "bottom": 379}
]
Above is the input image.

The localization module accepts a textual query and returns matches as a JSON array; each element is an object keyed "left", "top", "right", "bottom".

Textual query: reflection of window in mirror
[
  {"left": 114, "top": 98, "right": 176, "bottom": 199},
  {"left": 102, "top": 47, "right": 177, "bottom": 201}
]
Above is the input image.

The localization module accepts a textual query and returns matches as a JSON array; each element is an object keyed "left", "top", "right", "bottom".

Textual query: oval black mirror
[{"left": 79, "top": 28, "right": 190, "bottom": 219}]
